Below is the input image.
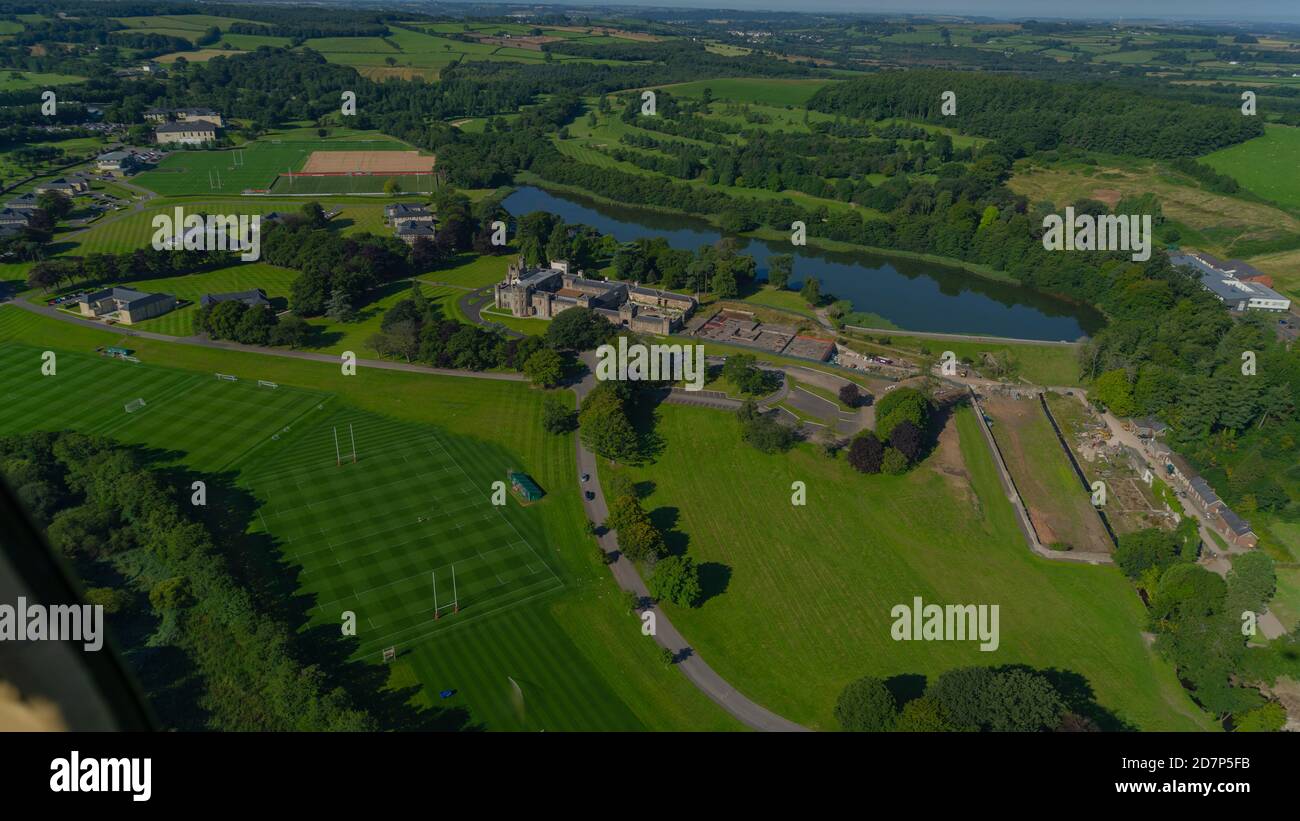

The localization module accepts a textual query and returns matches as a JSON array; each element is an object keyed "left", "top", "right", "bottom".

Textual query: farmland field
[
  {"left": 1201, "top": 125, "right": 1300, "bottom": 213},
  {"left": 600, "top": 403, "right": 1211, "bottom": 730}
]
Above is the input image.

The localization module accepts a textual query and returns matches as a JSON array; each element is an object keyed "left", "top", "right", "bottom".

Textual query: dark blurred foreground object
[{"left": 0, "top": 476, "right": 153, "bottom": 730}]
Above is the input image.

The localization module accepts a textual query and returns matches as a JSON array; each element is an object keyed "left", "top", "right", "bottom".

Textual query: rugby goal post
[{"left": 124, "top": 398, "right": 146, "bottom": 413}]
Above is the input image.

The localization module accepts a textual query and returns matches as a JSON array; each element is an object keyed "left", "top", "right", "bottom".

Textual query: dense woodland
[{"left": 0, "top": 432, "right": 421, "bottom": 730}]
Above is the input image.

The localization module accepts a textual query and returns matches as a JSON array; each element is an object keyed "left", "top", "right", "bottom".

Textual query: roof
[
  {"left": 1133, "top": 416, "right": 1168, "bottom": 434},
  {"left": 1219, "top": 507, "right": 1253, "bottom": 537},
  {"left": 82, "top": 287, "right": 173, "bottom": 310},
  {"left": 508, "top": 471, "right": 543, "bottom": 499},
  {"left": 1188, "top": 476, "right": 1221, "bottom": 507},
  {"left": 97, "top": 151, "right": 132, "bottom": 162},
  {"left": 395, "top": 221, "right": 435, "bottom": 236},
  {"left": 384, "top": 203, "right": 431, "bottom": 217},
  {"left": 156, "top": 121, "right": 217, "bottom": 134},
  {"left": 629, "top": 284, "right": 695, "bottom": 303},
  {"left": 200, "top": 289, "right": 268, "bottom": 309}
]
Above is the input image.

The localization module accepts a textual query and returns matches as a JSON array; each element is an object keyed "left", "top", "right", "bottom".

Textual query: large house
[
  {"left": 5, "top": 193, "right": 40, "bottom": 211},
  {"left": 394, "top": 221, "right": 436, "bottom": 246},
  {"left": 0, "top": 208, "right": 30, "bottom": 228},
  {"left": 384, "top": 203, "right": 434, "bottom": 227},
  {"left": 33, "top": 177, "right": 89, "bottom": 196},
  {"left": 200, "top": 289, "right": 269, "bottom": 310},
  {"left": 494, "top": 259, "right": 697, "bottom": 335},
  {"left": 145, "top": 107, "right": 224, "bottom": 127},
  {"left": 96, "top": 151, "right": 139, "bottom": 175},
  {"left": 77, "top": 287, "right": 177, "bottom": 324},
  {"left": 155, "top": 120, "right": 219, "bottom": 146},
  {"left": 1172, "top": 252, "right": 1291, "bottom": 312}
]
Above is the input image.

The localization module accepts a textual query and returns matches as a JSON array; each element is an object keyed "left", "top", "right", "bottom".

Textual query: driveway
[{"left": 574, "top": 351, "right": 808, "bottom": 732}]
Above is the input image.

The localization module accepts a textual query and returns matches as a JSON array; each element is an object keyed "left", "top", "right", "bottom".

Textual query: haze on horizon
[{"left": 466, "top": 0, "right": 1300, "bottom": 24}]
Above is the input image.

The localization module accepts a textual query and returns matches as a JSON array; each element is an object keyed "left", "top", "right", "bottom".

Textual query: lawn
[
  {"left": 602, "top": 403, "right": 1213, "bottom": 731},
  {"left": 117, "top": 262, "right": 299, "bottom": 337},
  {"left": 1201, "top": 124, "right": 1300, "bottom": 213},
  {"left": 0, "top": 306, "right": 739, "bottom": 731}
]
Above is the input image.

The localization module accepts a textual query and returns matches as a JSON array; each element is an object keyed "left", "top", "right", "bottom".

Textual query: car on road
[
  {"left": 581, "top": 473, "right": 590, "bottom": 483},
  {"left": 585, "top": 491, "right": 595, "bottom": 501}
]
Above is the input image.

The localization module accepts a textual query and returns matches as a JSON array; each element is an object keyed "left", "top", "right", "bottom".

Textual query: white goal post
[
  {"left": 257, "top": 380, "right": 279, "bottom": 389},
  {"left": 215, "top": 373, "right": 238, "bottom": 381},
  {"left": 124, "top": 398, "right": 146, "bottom": 413}
]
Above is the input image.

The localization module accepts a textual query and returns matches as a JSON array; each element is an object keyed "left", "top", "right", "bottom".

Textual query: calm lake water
[{"left": 503, "top": 185, "right": 1104, "bottom": 341}]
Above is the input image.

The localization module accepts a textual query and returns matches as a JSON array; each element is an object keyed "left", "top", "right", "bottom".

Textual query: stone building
[{"left": 494, "top": 258, "right": 696, "bottom": 334}]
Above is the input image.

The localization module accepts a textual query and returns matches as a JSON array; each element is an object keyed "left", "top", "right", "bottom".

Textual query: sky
[{"left": 469, "top": 0, "right": 1300, "bottom": 23}]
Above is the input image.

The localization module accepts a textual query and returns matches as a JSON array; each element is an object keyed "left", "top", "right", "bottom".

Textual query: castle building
[{"left": 493, "top": 259, "right": 696, "bottom": 334}]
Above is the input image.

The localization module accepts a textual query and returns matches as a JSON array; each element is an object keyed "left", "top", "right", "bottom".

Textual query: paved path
[
  {"left": 574, "top": 352, "right": 808, "bottom": 732},
  {"left": 844, "top": 324, "right": 1083, "bottom": 346},
  {"left": 457, "top": 286, "right": 523, "bottom": 339},
  {"left": 10, "top": 299, "right": 526, "bottom": 381}
]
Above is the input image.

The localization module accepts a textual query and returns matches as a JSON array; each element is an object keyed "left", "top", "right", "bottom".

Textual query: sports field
[
  {"left": 0, "top": 309, "right": 739, "bottom": 731},
  {"left": 132, "top": 137, "right": 416, "bottom": 196},
  {"left": 243, "top": 406, "right": 564, "bottom": 659},
  {"left": 268, "top": 172, "right": 435, "bottom": 195},
  {"left": 0, "top": 344, "right": 326, "bottom": 472}
]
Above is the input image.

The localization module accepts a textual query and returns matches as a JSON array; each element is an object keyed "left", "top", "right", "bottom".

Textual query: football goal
[
  {"left": 258, "top": 380, "right": 279, "bottom": 389},
  {"left": 215, "top": 373, "right": 238, "bottom": 381},
  {"left": 124, "top": 398, "right": 146, "bottom": 413}
]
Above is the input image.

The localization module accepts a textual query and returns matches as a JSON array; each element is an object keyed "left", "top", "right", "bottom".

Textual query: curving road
[
  {"left": 574, "top": 351, "right": 808, "bottom": 732},
  {"left": 12, "top": 295, "right": 806, "bottom": 729}
]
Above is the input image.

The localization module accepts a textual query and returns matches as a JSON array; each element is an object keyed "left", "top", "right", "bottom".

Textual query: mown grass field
[
  {"left": 603, "top": 403, "right": 1213, "bottom": 731},
  {"left": 1201, "top": 125, "right": 1300, "bottom": 213},
  {"left": 984, "top": 396, "right": 1113, "bottom": 553},
  {"left": 52, "top": 197, "right": 395, "bottom": 255},
  {"left": 660, "top": 78, "right": 836, "bottom": 107},
  {"left": 0, "top": 305, "right": 740, "bottom": 731},
  {"left": 132, "top": 135, "right": 416, "bottom": 197},
  {"left": 119, "top": 262, "right": 299, "bottom": 337}
]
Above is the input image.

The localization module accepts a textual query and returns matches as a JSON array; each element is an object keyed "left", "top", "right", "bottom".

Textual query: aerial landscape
[{"left": 0, "top": 0, "right": 1298, "bottom": 778}]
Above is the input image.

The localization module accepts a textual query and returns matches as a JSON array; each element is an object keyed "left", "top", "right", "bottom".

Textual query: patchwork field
[
  {"left": 983, "top": 396, "right": 1114, "bottom": 553},
  {"left": 602, "top": 403, "right": 1211, "bottom": 730}
]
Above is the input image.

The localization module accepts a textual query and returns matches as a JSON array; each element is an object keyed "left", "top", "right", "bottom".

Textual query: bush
[
  {"left": 834, "top": 676, "right": 898, "bottom": 731},
  {"left": 847, "top": 433, "right": 884, "bottom": 473},
  {"left": 838, "top": 382, "right": 860, "bottom": 408},
  {"left": 881, "top": 447, "right": 909, "bottom": 475},
  {"left": 647, "top": 554, "right": 703, "bottom": 607}
]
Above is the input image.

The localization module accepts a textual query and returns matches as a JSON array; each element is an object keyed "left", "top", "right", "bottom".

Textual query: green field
[
  {"left": 602, "top": 403, "right": 1214, "bottom": 731},
  {"left": 660, "top": 78, "right": 835, "bottom": 107},
  {"left": 132, "top": 136, "right": 417, "bottom": 196},
  {"left": 269, "top": 172, "right": 435, "bottom": 195},
  {"left": 116, "top": 262, "right": 299, "bottom": 337},
  {"left": 0, "top": 70, "right": 85, "bottom": 90},
  {"left": 0, "top": 306, "right": 739, "bottom": 731},
  {"left": 1202, "top": 125, "right": 1300, "bottom": 212}
]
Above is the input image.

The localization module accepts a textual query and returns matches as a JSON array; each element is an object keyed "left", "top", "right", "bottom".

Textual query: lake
[{"left": 503, "top": 185, "right": 1104, "bottom": 341}]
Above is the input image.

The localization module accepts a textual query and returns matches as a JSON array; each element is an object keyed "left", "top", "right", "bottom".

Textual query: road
[
  {"left": 574, "top": 351, "right": 808, "bottom": 732},
  {"left": 14, "top": 295, "right": 806, "bottom": 728},
  {"left": 10, "top": 299, "right": 527, "bottom": 381}
]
